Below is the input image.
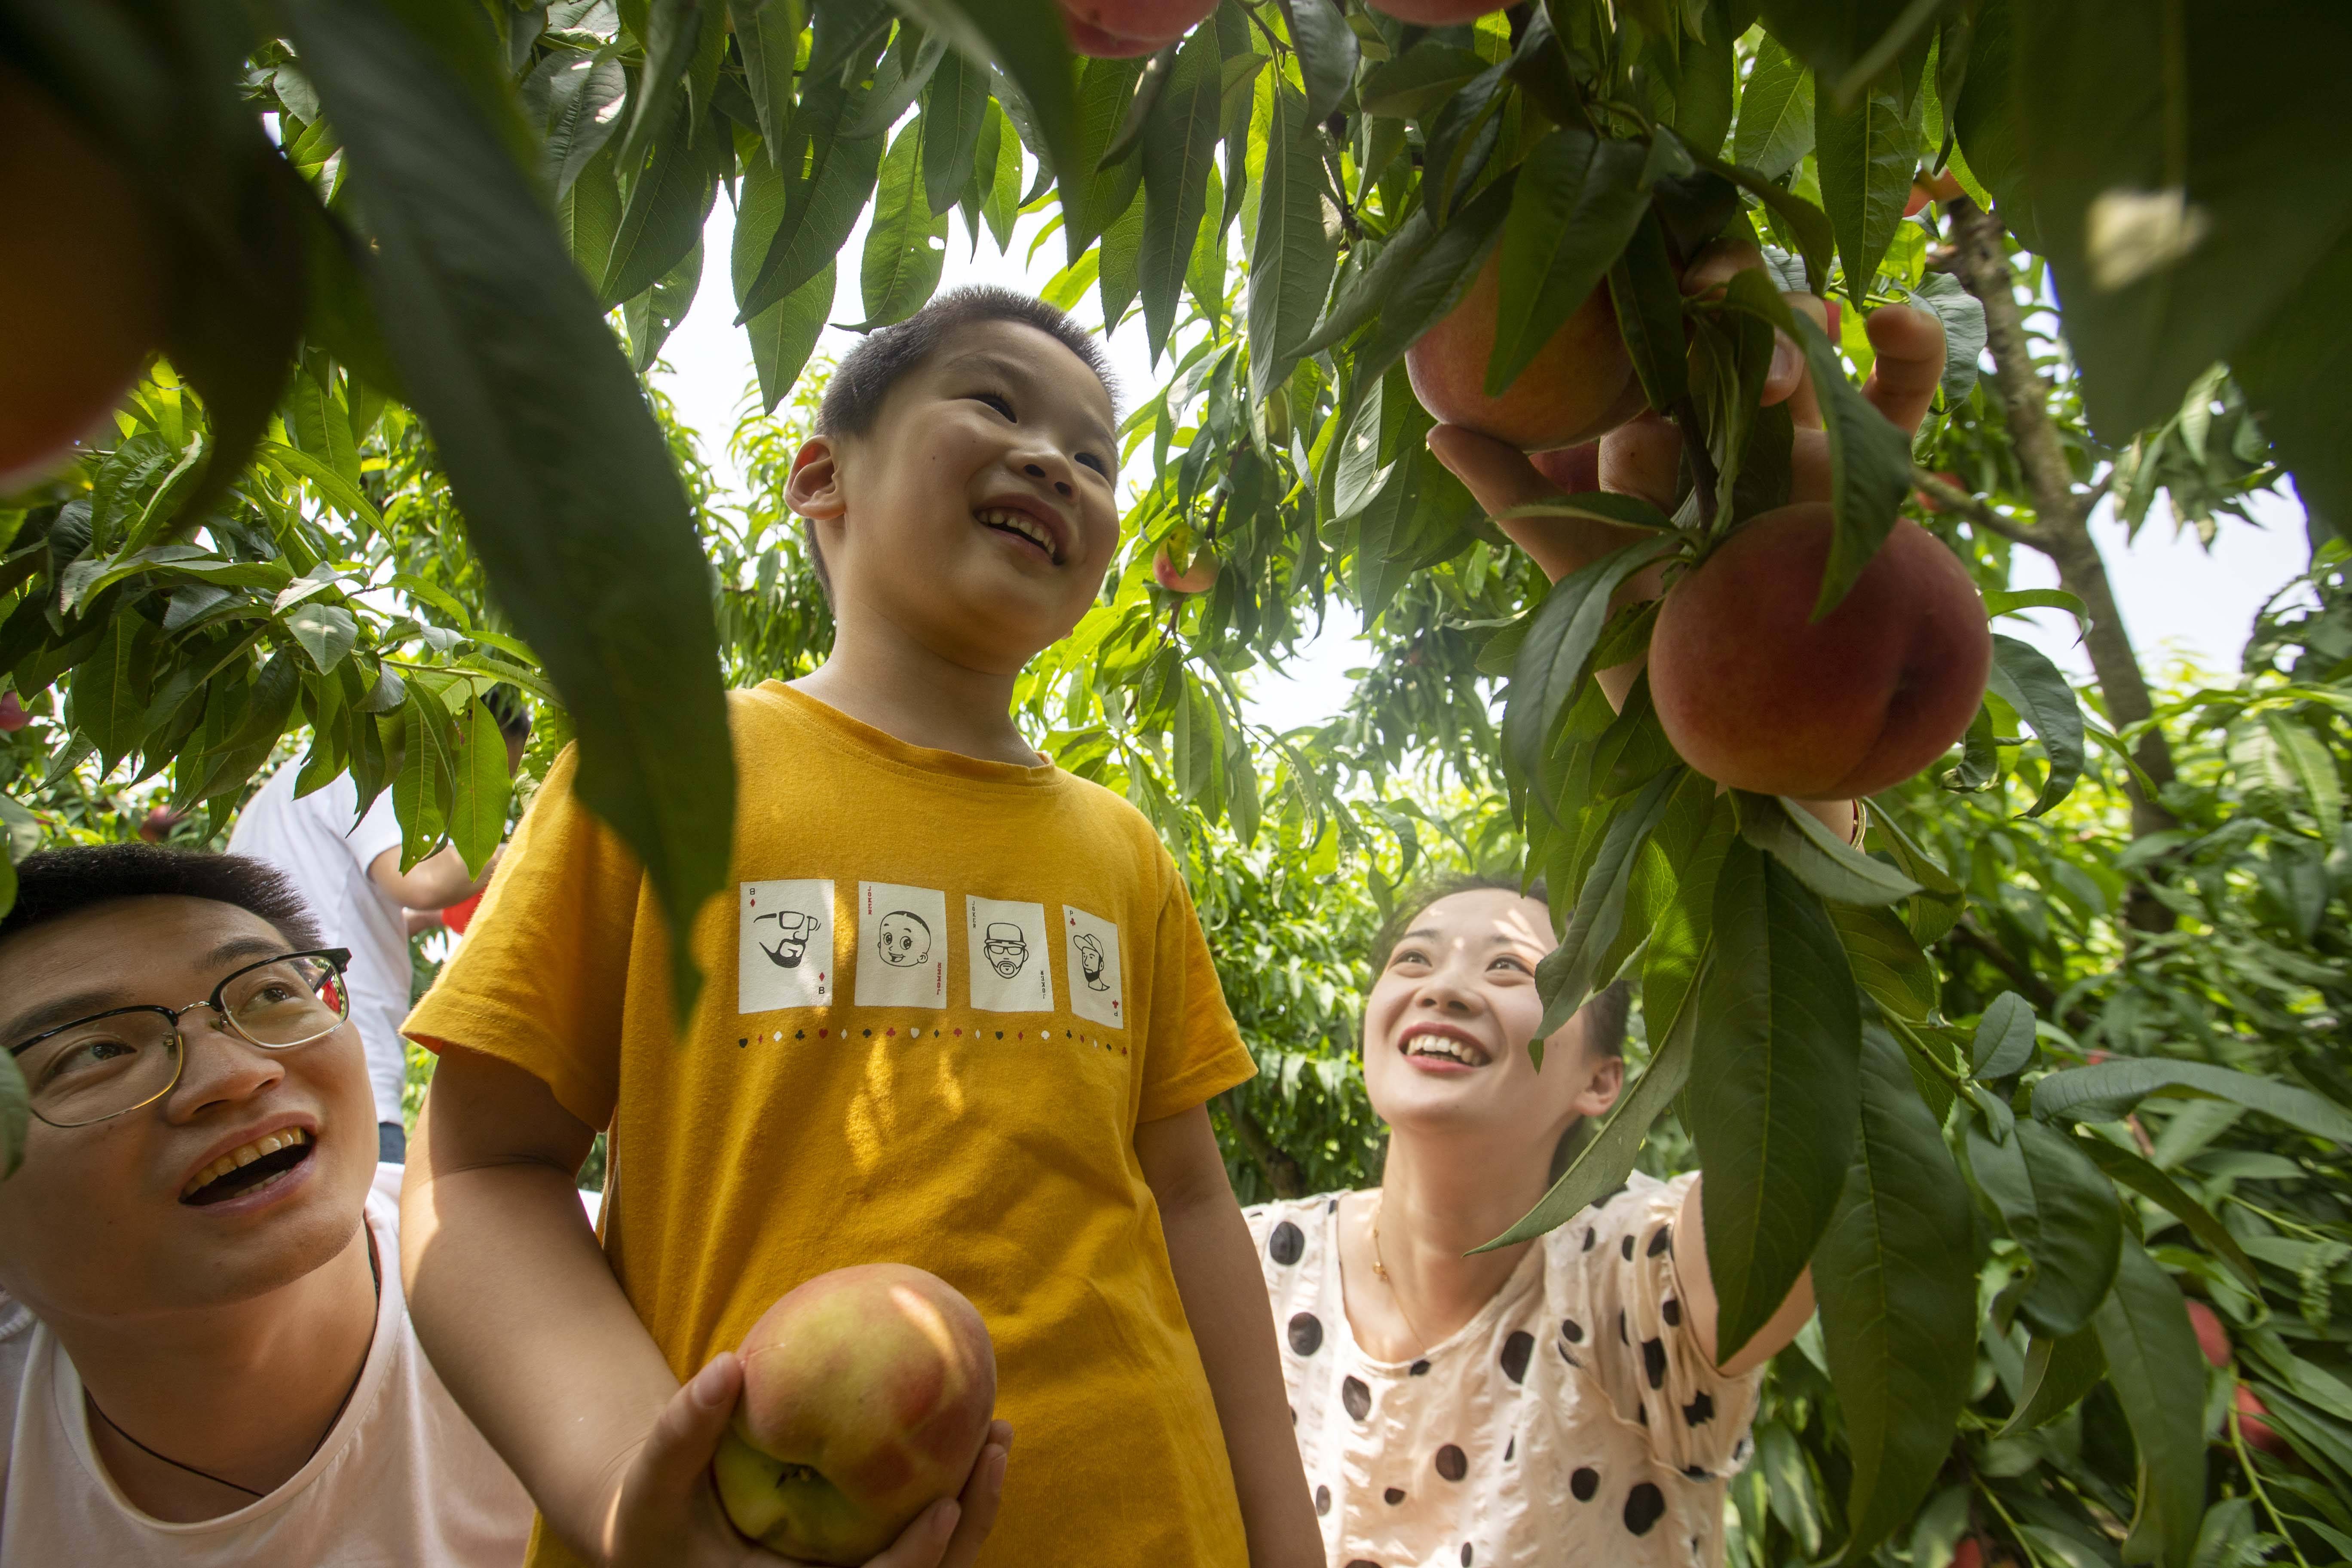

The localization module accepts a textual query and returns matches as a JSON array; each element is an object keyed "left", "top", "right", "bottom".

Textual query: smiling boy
[{"left": 401, "top": 289, "right": 1319, "bottom": 1567}]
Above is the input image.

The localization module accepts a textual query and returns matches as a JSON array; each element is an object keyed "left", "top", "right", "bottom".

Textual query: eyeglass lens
[{"left": 19, "top": 956, "right": 346, "bottom": 1127}]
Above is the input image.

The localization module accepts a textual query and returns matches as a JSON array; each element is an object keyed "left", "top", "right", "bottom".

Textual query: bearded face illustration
[
  {"left": 756, "top": 910, "right": 819, "bottom": 969},
  {"left": 877, "top": 910, "right": 931, "bottom": 968},
  {"left": 1075, "top": 931, "right": 1108, "bottom": 990},
  {"left": 982, "top": 921, "right": 1029, "bottom": 979}
]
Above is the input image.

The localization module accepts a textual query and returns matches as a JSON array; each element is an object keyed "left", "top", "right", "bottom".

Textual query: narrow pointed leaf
[
  {"left": 1964, "top": 1118, "right": 2122, "bottom": 1338},
  {"left": 2092, "top": 1235, "right": 2208, "bottom": 1568},
  {"left": 1969, "top": 990, "right": 2037, "bottom": 1077},
  {"left": 1987, "top": 633, "right": 2084, "bottom": 816}
]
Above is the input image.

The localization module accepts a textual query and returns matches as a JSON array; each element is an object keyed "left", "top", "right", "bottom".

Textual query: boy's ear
[{"left": 785, "top": 436, "right": 847, "bottom": 521}]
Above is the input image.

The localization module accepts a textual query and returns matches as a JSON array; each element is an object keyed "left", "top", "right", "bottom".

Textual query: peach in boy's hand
[{"left": 713, "top": 1266, "right": 999, "bottom": 1566}]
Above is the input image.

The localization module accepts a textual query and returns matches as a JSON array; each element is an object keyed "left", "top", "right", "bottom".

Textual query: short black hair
[
  {"left": 0, "top": 845, "right": 323, "bottom": 951},
  {"left": 800, "top": 286, "right": 1119, "bottom": 598},
  {"left": 1366, "top": 871, "right": 1630, "bottom": 1057},
  {"left": 482, "top": 683, "right": 531, "bottom": 743}
]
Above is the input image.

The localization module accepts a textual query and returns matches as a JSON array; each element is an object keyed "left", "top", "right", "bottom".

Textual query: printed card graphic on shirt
[
  {"left": 855, "top": 882, "right": 948, "bottom": 1008},
  {"left": 1060, "top": 905, "right": 1125, "bottom": 1029},
  {"left": 966, "top": 897, "right": 1053, "bottom": 1013},
  {"left": 739, "top": 879, "right": 834, "bottom": 1013}
]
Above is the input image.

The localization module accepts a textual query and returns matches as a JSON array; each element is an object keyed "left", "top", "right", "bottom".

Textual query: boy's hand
[
  {"left": 604, "top": 1352, "right": 1013, "bottom": 1568},
  {"left": 1426, "top": 240, "right": 1947, "bottom": 587}
]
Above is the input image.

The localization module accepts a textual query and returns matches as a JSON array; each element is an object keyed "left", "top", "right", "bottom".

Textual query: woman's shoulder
[{"left": 1539, "top": 1168, "right": 1694, "bottom": 1271}]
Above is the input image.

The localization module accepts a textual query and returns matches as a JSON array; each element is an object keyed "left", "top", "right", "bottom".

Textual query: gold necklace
[{"left": 1370, "top": 1191, "right": 1430, "bottom": 1354}]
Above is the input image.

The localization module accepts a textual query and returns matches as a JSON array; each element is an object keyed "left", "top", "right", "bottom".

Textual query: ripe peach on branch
[
  {"left": 1647, "top": 506, "right": 1992, "bottom": 800},
  {"left": 1406, "top": 251, "right": 1646, "bottom": 453},
  {"left": 1056, "top": 0, "right": 1216, "bottom": 57}
]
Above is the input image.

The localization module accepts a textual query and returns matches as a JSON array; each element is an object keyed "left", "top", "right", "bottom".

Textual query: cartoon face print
[
  {"left": 1074, "top": 931, "right": 1109, "bottom": 990},
  {"left": 982, "top": 921, "right": 1029, "bottom": 979},
  {"left": 877, "top": 910, "right": 932, "bottom": 968},
  {"left": 756, "top": 909, "right": 820, "bottom": 969},
  {"left": 740, "top": 879, "right": 833, "bottom": 1013}
]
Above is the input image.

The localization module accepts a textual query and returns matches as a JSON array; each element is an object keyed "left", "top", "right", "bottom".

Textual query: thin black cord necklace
[{"left": 86, "top": 1235, "right": 381, "bottom": 1504}]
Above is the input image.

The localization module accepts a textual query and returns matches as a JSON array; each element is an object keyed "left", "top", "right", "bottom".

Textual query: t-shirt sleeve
[
  {"left": 1134, "top": 863, "right": 1255, "bottom": 1124},
  {"left": 401, "top": 744, "right": 643, "bottom": 1131},
  {"left": 1558, "top": 1173, "right": 1764, "bottom": 1479},
  {"left": 337, "top": 773, "right": 408, "bottom": 878}
]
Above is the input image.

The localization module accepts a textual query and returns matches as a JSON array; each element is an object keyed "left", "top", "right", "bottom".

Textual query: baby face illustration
[
  {"left": 756, "top": 910, "right": 819, "bottom": 969},
  {"left": 982, "top": 922, "right": 1029, "bottom": 979},
  {"left": 877, "top": 910, "right": 931, "bottom": 968},
  {"left": 1075, "top": 932, "right": 1108, "bottom": 990}
]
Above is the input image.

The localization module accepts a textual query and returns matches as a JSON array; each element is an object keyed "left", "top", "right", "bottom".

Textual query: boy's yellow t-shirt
[{"left": 405, "top": 683, "right": 1256, "bottom": 1566}]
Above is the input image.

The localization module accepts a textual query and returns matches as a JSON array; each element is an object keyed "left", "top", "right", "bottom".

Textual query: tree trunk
[{"left": 1942, "top": 201, "right": 2181, "bottom": 929}]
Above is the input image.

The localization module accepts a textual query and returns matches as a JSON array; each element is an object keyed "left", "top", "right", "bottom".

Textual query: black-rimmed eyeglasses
[{"left": 6, "top": 949, "right": 353, "bottom": 1129}]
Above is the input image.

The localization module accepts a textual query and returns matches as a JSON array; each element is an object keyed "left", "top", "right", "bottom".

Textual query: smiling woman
[
  {"left": 1244, "top": 874, "right": 1813, "bottom": 1568},
  {"left": 0, "top": 844, "right": 536, "bottom": 1566}
]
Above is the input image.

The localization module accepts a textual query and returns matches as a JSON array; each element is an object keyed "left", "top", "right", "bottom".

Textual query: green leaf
[
  {"left": 1738, "top": 792, "right": 1922, "bottom": 906},
  {"left": 1906, "top": 271, "right": 1986, "bottom": 407},
  {"left": 1606, "top": 209, "right": 1690, "bottom": 413},
  {"left": 2262, "top": 710, "right": 2345, "bottom": 840},
  {"left": 393, "top": 692, "right": 453, "bottom": 869},
  {"left": 1501, "top": 533, "right": 1681, "bottom": 784},
  {"left": 1640, "top": 777, "right": 1736, "bottom": 1036},
  {"left": 1787, "top": 309, "right": 1913, "bottom": 617},
  {"left": 1970, "top": 990, "right": 2037, "bottom": 1077},
  {"left": 70, "top": 615, "right": 158, "bottom": 771},
  {"left": 1533, "top": 768, "right": 1684, "bottom": 1038},
  {"left": 1476, "top": 956, "right": 1704, "bottom": 1251},
  {"left": 260, "top": 441, "right": 390, "bottom": 535},
  {"left": 1692, "top": 839, "right": 1863, "bottom": 1359},
  {"left": 1246, "top": 83, "right": 1338, "bottom": 404},
  {"left": 1981, "top": 586, "right": 2087, "bottom": 625},
  {"left": 285, "top": 361, "right": 363, "bottom": 489},
  {"left": 625, "top": 237, "right": 704, "bottom": 370},
  {"left": 1488, "top": 127, "right": 1653, "bottom": 397},
  {"left": 1297, "top": 174, "right": 1510, "bottom": 383},
  {"left": 2233, "top": 228, "right": 2352, "bottom": 542},
  {"left": 1732, "top": 34, "right": 1815, "bottom": 180},
  {"left": 1984, "top": 634, "right": 2085, "bottom": 817},
  {"left": 286, "top": 602, "right": 360, "bottom": 674},
  {"left": 2009, "top": 1, "right": 2352, "bottom": 443},
  {"left": 1139, "top": 28, "right": 1221, "bottom": 366},
  {"left": 847, "top": 29, "right": 948, "bottom": 140},
  {"left": 1816, "top": 1020, "right": 1975, "bottom": 1562},
  {"left": 1358, "top": 41, "right": 1484, "bottom": 119},
  {"left": 1097, "top": 185, "right": 1146, "bottom": 328},
  {"left": 1059, "top": 55, "right": 1147, "bottom": 263},
  {"left": 1753, "top": 0, "right": 1916, "bottom": 93},
  {"left": 449, "top": 698, "right": 512, "bottom": 876},
  {"left": 2032, "top": 1057, "right": 2352, "bottom": 1148},
  {"left": 745, "top": 258, "right": 835, "bottom": 417},
  {"left": 2000, "top": 1326, "right": 2106, "bottom": 1435},
  {"left": 920, "top": 50, "right": 989, "bottom": 217},
  {"left": 726, "top": 0, "right": 802, "bottom": 171},
  {"left": 289, "top": 0, "right": 735, "bottom": 1021},
  {"left": 734, "top": 70, "right": 886, "bottom": 323},
  {"left": 886, "top": 0, "right": 1081, "bottom": 189},
  {"left": 600, "top": 103, "right": 720, "bottom": 307},
  {"left": 1814, "top": 61, "right": 1919, "bottom": 309},
  {"left": 615, "top": 0, "right": 702, "bottom": 172},
  {"left": 978, "top": 98, "right": 1022, "bottom": 251},
  {"left": 2074, "top": 1137, "right": 2260, "bottom": 1295},
  {"left": 1964, "top": 1118, "right": 2122, "bottom": 1338},
  {"left": 858, "top": 118, "right": 950, "bottom": 329},
  {"left": 528, "top": 44, "right": 628, "bottom": 199},
  {"left": 2092, "top": 1235, "right": 2208, "bottom": 1568},
  {"left": 1279, "top": 0, "right": 1358, "bottom": 125}
]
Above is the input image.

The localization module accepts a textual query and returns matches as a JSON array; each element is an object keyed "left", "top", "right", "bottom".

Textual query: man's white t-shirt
[
  {"left": 0, "top": 1167, "right": 533, "bottom": 1566},
  {"left": 227, "top": 767, "right": 412, "bottom": 1126}
]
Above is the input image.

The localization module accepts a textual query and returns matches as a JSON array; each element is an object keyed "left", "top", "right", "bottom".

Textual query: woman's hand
[
  {"left": 1425, "top": 240, "right": 1948, "bottom": 587},
  {"left": 602, "top": 1353, "right": 1012, "bottom": 1568}
]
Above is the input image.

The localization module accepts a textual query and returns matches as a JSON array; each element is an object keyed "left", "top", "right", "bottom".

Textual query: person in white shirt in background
[
  {"left": 227, "top": 688, "right": 530, "bottom": 1164},
  {"left": 0, "top": 844, "right": 572, "bottom": 1565}
]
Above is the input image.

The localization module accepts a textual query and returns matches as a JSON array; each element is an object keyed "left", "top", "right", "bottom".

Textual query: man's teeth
[
  {"left": 184, "top": 1128, "right": 312, "bottom": 1197},
  {"left": 976, "top": 507, "right": 1054, "bottom": 557},
  {"left": 1405, "top": 1035, "right": 1486, "bottom": 1066}
]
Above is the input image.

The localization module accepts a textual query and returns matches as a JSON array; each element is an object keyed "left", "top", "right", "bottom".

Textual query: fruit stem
[{"left": 1669, "top": 395, "right": 1720, "bottom": 531}]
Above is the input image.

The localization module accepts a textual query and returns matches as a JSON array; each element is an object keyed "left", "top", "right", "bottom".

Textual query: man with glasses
[{"left": 0, "top": 843, "right": 534, "bottom": 1563}]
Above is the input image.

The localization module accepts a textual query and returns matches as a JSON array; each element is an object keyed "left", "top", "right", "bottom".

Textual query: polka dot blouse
[{"left": 1246, "top": 1172, "right": 1763, "bottom": 1568}]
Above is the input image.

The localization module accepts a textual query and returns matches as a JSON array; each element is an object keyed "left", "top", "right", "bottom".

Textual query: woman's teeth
[
  {"left": 1405, "top": 1035, "right": 1487, "bottom": 1066},
  {"left": 976, "top": 507, "right": 1055, "bottom": 559},
  {"left": 182, "top": 1128, "right": 313, "bottom": 1198}
]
